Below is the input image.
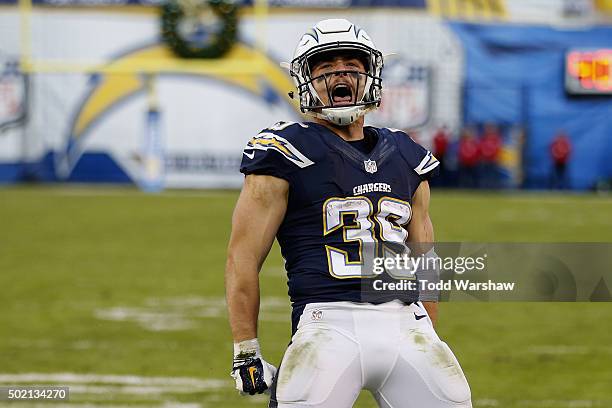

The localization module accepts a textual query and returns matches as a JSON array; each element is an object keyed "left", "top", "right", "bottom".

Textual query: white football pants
[{"left": 270, "top": 301, "right": 472, "bottom": 408}]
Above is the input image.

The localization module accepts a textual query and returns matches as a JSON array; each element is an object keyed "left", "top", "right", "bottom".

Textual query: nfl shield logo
[{"left": 364, "top": 159, "right": 378, "bottom": 174}]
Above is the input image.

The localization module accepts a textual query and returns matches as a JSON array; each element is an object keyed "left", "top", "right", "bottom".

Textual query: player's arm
[
  {"left": 226, "top": 173, "right": 288, "bottom": 340},
  {"left": 225, "top": 174, "right": 288, "bottom": 394},
  {"left": 407, "top": 181, "right": 438, "bottom": 326}
]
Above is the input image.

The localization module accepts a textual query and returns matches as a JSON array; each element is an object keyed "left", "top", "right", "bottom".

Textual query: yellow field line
[{"left": 20, "top": 58, "right": 267, "bottom": 75}]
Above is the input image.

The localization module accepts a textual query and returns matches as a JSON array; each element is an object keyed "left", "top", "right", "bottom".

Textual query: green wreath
[{"left": 161, "top": 0, "right": 239, "bottom": 59}]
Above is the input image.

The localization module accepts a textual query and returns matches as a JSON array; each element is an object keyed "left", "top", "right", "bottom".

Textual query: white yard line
[
  {"left": 474, "top": 398, "right": 500, "bottom": 406},
  {"left": 0, "top": 373, "right": 228, "bottom": 389},
  {"left": 64, "top": 384, "right": 214, "bottom": 395},
  {"left": 0, "top": 373, "right": 227, "bottom": 408},
  {"left": 0, "top": 374, "right": 608, "bottom": 408},
  {"left": 94, "top": 296, "right": 290, "bottom": 331}
]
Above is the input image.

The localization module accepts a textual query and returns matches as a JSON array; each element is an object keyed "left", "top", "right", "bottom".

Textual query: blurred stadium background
[{"left": 1, "top": 0, "right": 612, "bottom": 407}]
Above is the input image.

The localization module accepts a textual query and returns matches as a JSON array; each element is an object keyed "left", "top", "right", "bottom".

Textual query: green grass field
[{"left": 1, "top": 186, "right": 611, "bottom": 407}]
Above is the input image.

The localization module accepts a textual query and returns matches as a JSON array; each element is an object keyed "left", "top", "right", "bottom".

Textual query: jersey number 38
[{"left": 323, "top": 196, "right": 411, "bottom": 278}]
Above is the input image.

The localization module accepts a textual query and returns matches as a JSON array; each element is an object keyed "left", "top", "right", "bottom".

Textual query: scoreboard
[{"left": 565, "top": 49, "right": 612, "bottom": 95}]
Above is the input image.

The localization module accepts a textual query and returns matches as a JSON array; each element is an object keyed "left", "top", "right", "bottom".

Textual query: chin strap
[{"left": 306, "top": 104, "right": 376, "bottom": 126}]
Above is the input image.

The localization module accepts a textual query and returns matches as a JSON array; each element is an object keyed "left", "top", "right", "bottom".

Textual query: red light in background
[{"left": 566, "top": 49, "right": 612, "bottom": 92}]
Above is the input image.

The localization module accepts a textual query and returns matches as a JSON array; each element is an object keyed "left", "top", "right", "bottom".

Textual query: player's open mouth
[{"left": 331, "top": 83, "right": 353, "bottom": 106}]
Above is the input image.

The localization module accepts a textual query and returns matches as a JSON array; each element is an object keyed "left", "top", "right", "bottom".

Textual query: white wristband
[{"left": 233, "top": 338, "right": 261, "bottom": 357}]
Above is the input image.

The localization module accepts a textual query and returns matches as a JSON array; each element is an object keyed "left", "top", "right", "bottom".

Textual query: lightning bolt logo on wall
[{"left": 57, "top": 41, "right": 300, "bottom": 184}]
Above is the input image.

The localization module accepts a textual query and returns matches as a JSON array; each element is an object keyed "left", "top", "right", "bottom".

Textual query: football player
[{"left": 225, "top": 18, "right": 472, "bottom": 408}]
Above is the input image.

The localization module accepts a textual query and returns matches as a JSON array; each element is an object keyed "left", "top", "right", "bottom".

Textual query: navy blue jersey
[{"left": 240, "top": 121, "right": 439, "bottom": 331}]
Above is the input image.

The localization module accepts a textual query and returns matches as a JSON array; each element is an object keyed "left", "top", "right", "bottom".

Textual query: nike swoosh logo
[
  {"left": 248, "top": 366, "right": 257, "bottom": 386},
  {"left": 414, "top": 313, "right": 427, "bottom": 320},
  {"left": 243, "top": 151, "right": 255, "bottom": 159}
]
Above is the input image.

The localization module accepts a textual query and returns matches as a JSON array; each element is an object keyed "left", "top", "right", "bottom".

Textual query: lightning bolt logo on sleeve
[
  {"left": 244, "top": 133, "right": 314, "bottom": 168},
  {"left": 414, "top": 151, "right": 439, "bottom": 176}
]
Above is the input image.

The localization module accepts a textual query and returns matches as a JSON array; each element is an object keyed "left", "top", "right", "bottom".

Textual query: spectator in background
[
  {"left": 550, "top": 130, "right": 572, "bottom": 189},
  {"left": 479, "top": 123, "right": 502, "bottom": 189},
  {"left": 458, "top": 127, "right": 480, "bottom": 188},
  {"left": 432, "top": 125, "right": 450, "bottom": 186}
]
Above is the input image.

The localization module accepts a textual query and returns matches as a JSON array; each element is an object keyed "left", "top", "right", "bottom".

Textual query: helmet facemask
[{"left": 290, "top": 43, "right": 383, "bottom": 126}]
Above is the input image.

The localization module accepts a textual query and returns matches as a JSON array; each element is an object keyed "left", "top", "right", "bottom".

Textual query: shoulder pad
[
  {"left": 386, "top": 128, "right": 439, "bottom": 180},
  {"left": 240, "top": 121, "right": 314, "bottom": 181}
]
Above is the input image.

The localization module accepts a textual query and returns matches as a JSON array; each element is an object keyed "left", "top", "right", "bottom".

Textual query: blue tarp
[
  {"left": 1, "top": 152, "right": 132, "bottom": 184},
  {"left": 451, "top": 23, "right": 612, "bottom": 190}
]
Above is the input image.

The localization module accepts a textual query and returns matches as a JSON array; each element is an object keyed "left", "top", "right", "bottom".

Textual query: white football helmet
[{"left": 290, "top": 19, "right": 384, "bottom": 126}]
